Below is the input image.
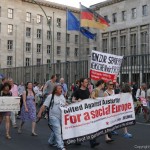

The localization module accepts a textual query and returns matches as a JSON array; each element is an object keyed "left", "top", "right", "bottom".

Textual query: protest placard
[
  {"left": 0, "top": 97, "right": 20, "bottom": 112},
  {"left": 90, "top": 50, "right": 123, "bottom": 82}
]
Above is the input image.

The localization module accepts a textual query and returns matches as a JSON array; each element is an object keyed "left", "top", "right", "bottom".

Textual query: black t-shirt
[{"left": 74, "top": 88, "right": 90, "bottom": 100}]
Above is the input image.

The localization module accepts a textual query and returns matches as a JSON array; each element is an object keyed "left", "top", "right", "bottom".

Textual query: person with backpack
[
  {"left": 18, "top": 82, "right": 37, "bottom": 136},
  {"left": 38, "top": 85, "right": 66, "bottom": 150}
]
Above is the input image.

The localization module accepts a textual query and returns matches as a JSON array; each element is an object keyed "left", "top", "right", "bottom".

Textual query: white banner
[
  {"left": 61, "top": 93, "right": 135, "bottom": 145},
  {"left": 90, "top": 50, "right": 123, "bottom": 82},
  {"left": 0, "top": 97, "right": 20, "bottom": 112}
]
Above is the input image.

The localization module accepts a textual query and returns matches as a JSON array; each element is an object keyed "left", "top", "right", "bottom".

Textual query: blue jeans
[{"left": 48, "top": 116, "right": 64, "bottom": 149}]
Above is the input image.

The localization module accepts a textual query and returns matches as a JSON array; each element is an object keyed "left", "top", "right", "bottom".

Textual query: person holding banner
[
  {"left": 0, "top": 82, "right": 12, "bottom": 139},
  {"left": 38, "top": 85, "right": 66, "bottom": 150},
  {"left": 104, "top": 80, "right": 116, "bottom": 142},
  {"left": 72, "top": 78, "right": 100, "bottom": 148},
  {"left": 121, "top": 83, "right": 133, "bottom": 138}
]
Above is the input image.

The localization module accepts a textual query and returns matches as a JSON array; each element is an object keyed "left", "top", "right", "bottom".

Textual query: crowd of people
[{"left": 0, "top": 75, "right": 150, "bottom": 150}]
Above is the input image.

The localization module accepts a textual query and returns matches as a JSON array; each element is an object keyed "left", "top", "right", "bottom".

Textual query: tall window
[
  {"left": 130, "top": 33, "right": 137, "bottom": 55},
  {"left": 26, "top": 58, "right": 30, "bottom": 66},
  {"left": 94, "top": 34, "right": 97, "bottom": 41},
  {"left": 102, "top": 39, "right": 108, "bottom": 53},
  {"left": 8, "top": 8, "right": 13, "bottom": 19},
  {"left": 67, "top": 34, "right": 70, "bottom": 42},
  {"left": 112, "top": 13, "right": 117, "bottom": 23},
  {"left": 66, "top": 47, "right": 70, "bottom": 56},
  {"left": 26, "top": 27, "right": 31, "bottom": 37},
  {"left": 47, "top": 31, "right": 51, "bottom": 40},
  {"left": 142, "top": 5, "right": 148, "bottom": 16},
  {"left": 37, "top": 44, "right": 41, "bottom": 53},
  {"left": 57, "top": 46, "right": 61, "bottom": 55},
  {"left": 141, "top": 31, "right": 148, "bottom": 54},
  {"left": 37, "top": 29, "right": 41, "bottom": 39},
  {"left": 37, "top": 14, "right": 42, "bottom": 23},
  {"left": 57, "top": 18, "right": 61, "bottom": 27},
  {"left": 26, "top": 42, "right": 31, "bottom": 52},
  {"left": 86, "top": 48, "right": 90, "bottom": 55},
  {"left": 131, "top": 8, "right": 136, "bottom": 19},
  {"left": 37, "top": 58, "right": 41, "bottom": 66},
  {"left": 75, "top": 35, "right": 78, "bottom": 44},
  {"left": 93, "top": 47, "right": 97, "bottom": 51},
  {"left": 7, "top": 40, "right": 13, "bottom": 50},
  {"left": 74, "top": 48, "right": 78, "bottom": 57},
  {"left": 47, "top": 45, "right": 51, "bottom": 54},
  {"left": 111, "top": 37, "right": 117, "bottom": 54},
  {"left": 8, "top": 24, "right": 13, "bottom": 34},
  {"left": 120, "top": 35, "right": 126, "bottom": 55},
  {"left": 26, "top": 12, "right": 31, "bottom": 22},
  {"left": 122, "top": 11, "right": 127, "bottom": 21},
  {"left": 57, "top": 32, "right": 61, "bottom": 41},
  {"left": 7, "top": 56, "right": 13, "bottom": 66}
]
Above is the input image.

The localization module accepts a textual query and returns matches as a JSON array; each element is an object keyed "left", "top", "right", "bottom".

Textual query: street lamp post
[{"left": 32, "top": 0, "right": 53, "bottom": 71}]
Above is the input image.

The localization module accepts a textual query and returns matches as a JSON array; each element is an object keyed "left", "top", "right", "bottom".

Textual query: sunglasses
[{"left": 109, "top": 84, "right": 114, "bottom": 85}]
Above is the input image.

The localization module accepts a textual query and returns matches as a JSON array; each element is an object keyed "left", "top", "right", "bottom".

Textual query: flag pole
[
  {"left": 79, "top": 2, "right": 82, "bottom": 78},
  {"left": 65, "top": 7, "right": 68, "bottom": 85}
]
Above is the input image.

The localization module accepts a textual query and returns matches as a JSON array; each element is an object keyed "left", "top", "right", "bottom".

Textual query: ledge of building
[
  {"left": 90, "top": 0, "right": 125, "bottom": 10},
  {"left": 22, "top": 0, "right": 80, "bottom": 13}
]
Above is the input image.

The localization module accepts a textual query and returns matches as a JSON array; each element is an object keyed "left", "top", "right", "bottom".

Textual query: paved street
[{"left": 0, "top": 115, "right": 150, "bottom": 150}]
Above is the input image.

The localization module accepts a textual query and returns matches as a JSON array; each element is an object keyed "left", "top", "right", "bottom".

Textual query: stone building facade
[
  {"left": 0, "top": 0, "right": 90, "bottom": 69},
  {"left": 90, "top": 0, "right": 150, "bottom": 83}
]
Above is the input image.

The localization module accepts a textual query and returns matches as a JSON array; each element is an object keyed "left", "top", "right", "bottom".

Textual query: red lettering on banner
[
  {"left": 112, "top": 103, "right": 132, "bottom": 113},
  {"left": 84, "top": 112, "right": 90, "bottom": 120},
  {"left": 64, "top": 114, "right": 81, "bottom": 125}
]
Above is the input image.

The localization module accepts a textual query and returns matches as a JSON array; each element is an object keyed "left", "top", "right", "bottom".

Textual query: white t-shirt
[{"left": 44, "top": 94, "right": 66, "bottom": 119}]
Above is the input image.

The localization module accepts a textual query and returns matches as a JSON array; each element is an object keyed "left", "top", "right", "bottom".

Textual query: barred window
[
  {"left": 47, "top": 16, "right": 52, "bottom": 26},
  {"left": 7, "top": 40, "right": 13, "bottom": 50},
  {"left": 86, "top": 48, "right": 90, "bottom": 55},
  {"left": 130, "top": 33, "right": 137, "bottom": 55}
]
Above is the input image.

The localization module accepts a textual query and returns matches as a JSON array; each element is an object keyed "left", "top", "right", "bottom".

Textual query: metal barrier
[{"left": 1, "top": 54, "right": 150, "bottom": 86}]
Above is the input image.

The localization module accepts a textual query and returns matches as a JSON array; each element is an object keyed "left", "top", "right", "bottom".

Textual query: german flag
[{"left": 80, "top": 4, "right": 110, "bottom": 31}]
